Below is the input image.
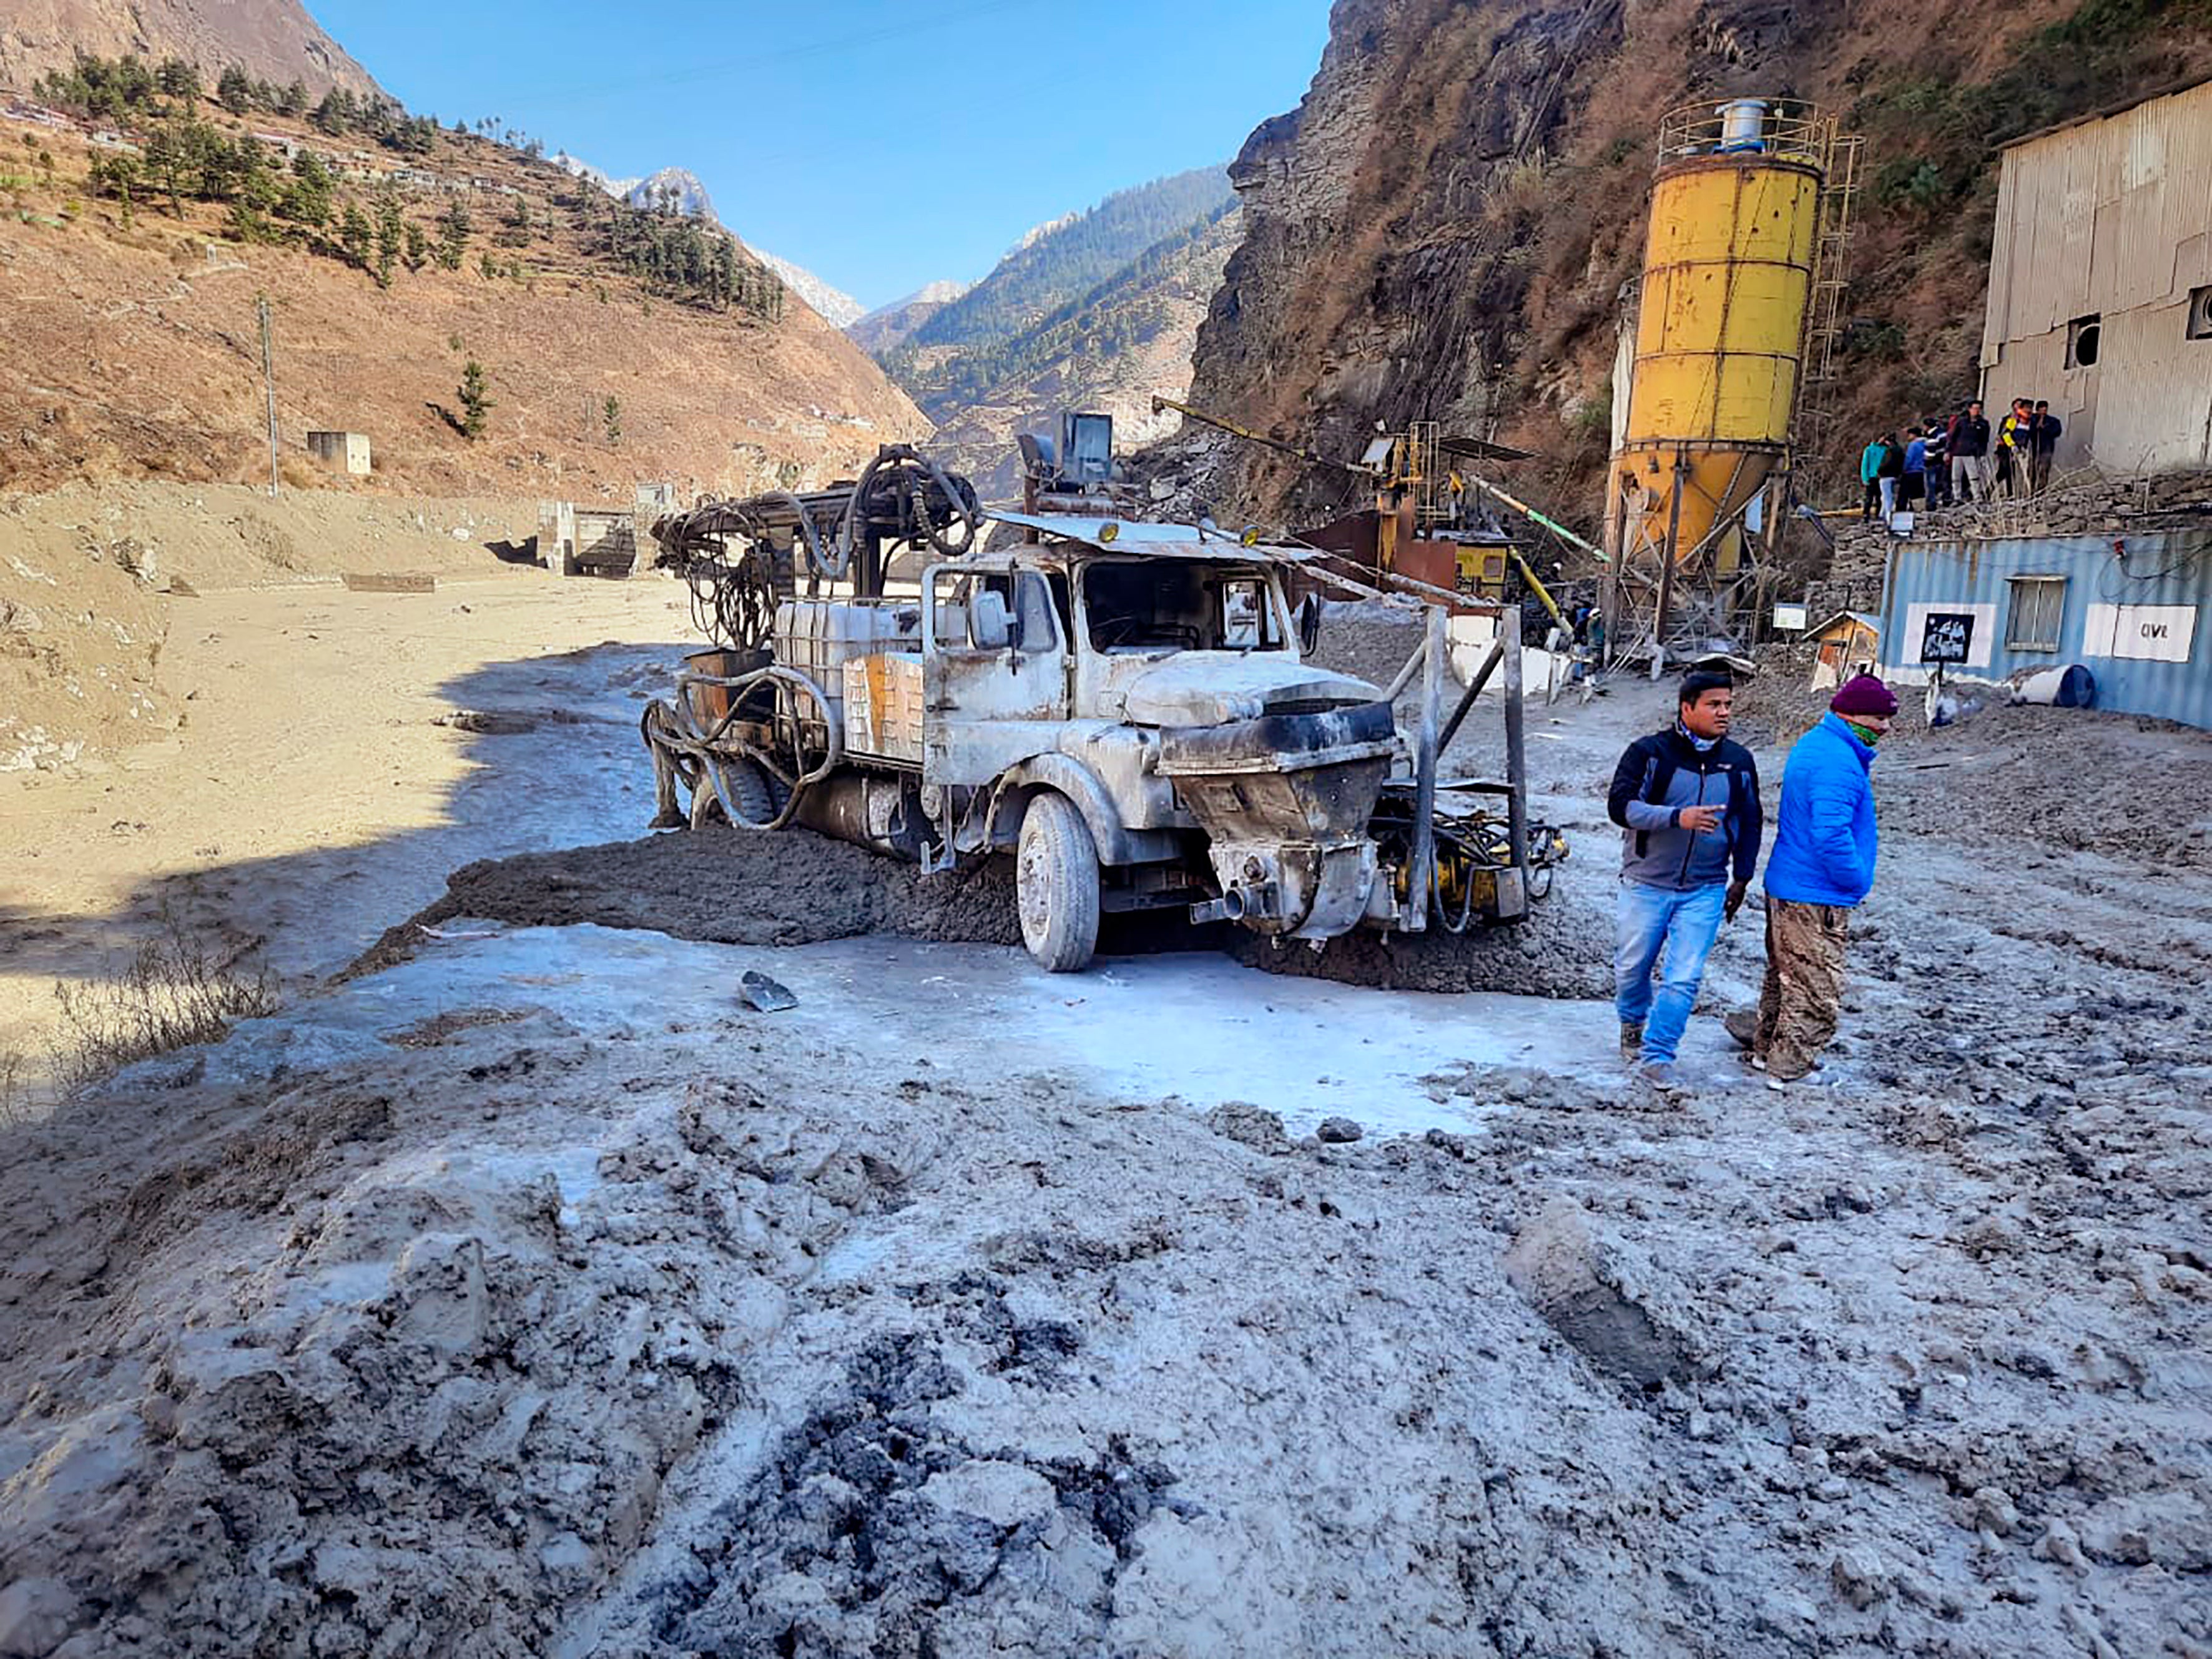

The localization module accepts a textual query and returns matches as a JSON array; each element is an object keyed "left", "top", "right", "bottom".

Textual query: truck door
[{"left": 922, "top": 566, "right": 1069, "bottom": 782}]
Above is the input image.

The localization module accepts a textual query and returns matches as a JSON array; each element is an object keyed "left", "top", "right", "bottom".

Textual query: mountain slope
[
  {"left": 551, "top": 156, "right": 863, "bottom": 328},
  {"left": 880, "top": 165, "right": 1236, "bottom": 421},
  {"left": 755, "top": 251, "right": 864, "bottom": 330},
  {"left": 929, "top": 207, "right": 1241, "bottom": 501},
  {"left": 0, "top": 94, "right": 925, "bottom": 498},
  {"left": 847, "top": 280, "right": 969, "bottom": 357},
  {"left": 0, "top": 0, "right": 382, "bottom": 99},
  {"left": 1159, "top": 0, "right": 2212, "bottom": 537}
]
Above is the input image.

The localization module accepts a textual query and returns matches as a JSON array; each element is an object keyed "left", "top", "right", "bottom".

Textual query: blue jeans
[{"left": 1615, "top": 879, "right": 1728, "bottom": 1064}]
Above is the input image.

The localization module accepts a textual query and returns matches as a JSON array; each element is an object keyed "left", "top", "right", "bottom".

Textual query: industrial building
[
  {"left": 1980, "top": 77, "right": 2212, "bottom": 475},
  {"left": 1874, "top": 528, "right": 2212, "bottom": 729}
]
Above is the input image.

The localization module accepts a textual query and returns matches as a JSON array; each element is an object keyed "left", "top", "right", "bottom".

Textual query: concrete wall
[{"left": 1981, "top": 79, "right": 2212, "bottom": 475}]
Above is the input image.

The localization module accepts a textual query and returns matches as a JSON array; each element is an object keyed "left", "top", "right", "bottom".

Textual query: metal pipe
[
  {"left": 1384, "top": 638, "right": 1427, "bottom": 702},
  {"left": 1406, "top": 604, "right": 1445, "bottom": 933},
  {"left": 1652, "top": 451, "right": 1688, "bottom": 678},
  {"left": 1436, "top": 639, "right": 1505, "bottom": 754},
  {"left": 1503, "top": 618, "right": 1528, "bottom": 875},
  {"left": 1150, "top": 395, "right": 1380, "bottom": 480},
  {"left": 1507, "top": 545, "right": 1573, "bottom": 638},
  {"left": 1468, "top": 474, "right": 1606, "bottom": 561}
]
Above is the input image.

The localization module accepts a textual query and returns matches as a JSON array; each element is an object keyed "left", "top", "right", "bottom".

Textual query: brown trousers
[{"left": 1755, "top": 898, "right": 1851, "bottom": 1080}]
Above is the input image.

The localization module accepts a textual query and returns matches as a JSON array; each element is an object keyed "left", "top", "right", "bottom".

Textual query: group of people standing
[
  {"left": 1859, "top": 396, "right": 2064, "bottom": 519},
  {"left": 1608, "top": 669, "right": 1897, "bottom": 1093}
]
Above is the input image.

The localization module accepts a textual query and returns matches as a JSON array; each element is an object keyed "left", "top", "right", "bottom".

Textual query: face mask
[{"left": 1843, "top": 719, "right": 1884, "bottom": 747}]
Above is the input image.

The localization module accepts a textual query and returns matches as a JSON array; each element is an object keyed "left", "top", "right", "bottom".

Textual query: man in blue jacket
[
  {"left": 1736, "top": 674, "right": 1895, "bottom": 1085},
  {"left": 1606, "top": 669, "right": 1762, "bottom": 1091}
]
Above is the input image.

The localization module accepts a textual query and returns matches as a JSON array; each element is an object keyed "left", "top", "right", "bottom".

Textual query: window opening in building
[
  {"left": 2007, "top": 575, "right": 2067, "bottom": 652},
  {"left": 2065, "top": 315, "right": 2101, "bottom": 369},
  {"left": 2188, "top": 285, "right": 2212, "bottom": 342}
]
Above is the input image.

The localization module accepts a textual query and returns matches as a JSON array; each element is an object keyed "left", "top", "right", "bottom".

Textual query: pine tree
[
  {"left": 155, "top": 59, "right": 201, "bottom": 104},
  {"left": 372, "top": 188, "right": 401, "bottom": 287},
  {"left": 457, "top": 360, "right": 493, "bottom": 440},
  {"left": 216, "top": 66, "right": 253, "bottom": 115},
  {"left": 435, "top": 198, "right": 470, "bottom": 270},
  {"left": 279, "top": 149, "right": 333, "bottom": 227},
  {"left": 339, "top": 202, "right": 371, "bottom": 268},
  {"left": 602, "top": 396, "right": 622, "bottom": 445}
]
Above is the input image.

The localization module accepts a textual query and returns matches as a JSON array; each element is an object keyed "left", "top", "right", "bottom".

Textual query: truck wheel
[
  {"left": 720, "top": 758, "right": 780, "bottom": 828},
  {"left": 1016, "top": 790, "right": 1099, "bottom": 973}
]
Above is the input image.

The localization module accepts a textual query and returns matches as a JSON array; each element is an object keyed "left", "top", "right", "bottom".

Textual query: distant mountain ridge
[
  {"left": 927, "top": 204, "right": 1242, "bottom": 502},
  {"left": 0, "top": 0, "right": 383, "bottom": 98},
  {"left": 879, "top": 165, "right": 1236, "bottom": 423},
  {"left": 847, "top": 280, "right": 973, "bottom": 357}
]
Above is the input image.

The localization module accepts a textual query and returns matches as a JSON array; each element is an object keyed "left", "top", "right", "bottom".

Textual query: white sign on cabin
[
  {"left": 1901, "top": 602, "right": 1998, "bottom": 669},
  {"left": 2082, "top": 604, "right": 2198, "bottom": 663}
]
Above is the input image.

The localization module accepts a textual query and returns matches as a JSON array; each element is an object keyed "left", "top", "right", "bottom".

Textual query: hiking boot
[
  {"left": 1620, "top": 1021, "right": 1644, "bottom": 1061},
  {"left": 1636, "top": 1061, "right": 1685, "bottom": 1098},
  {"left": 1723, "top": 1010, "right": 1759, "bottom": 1050}
]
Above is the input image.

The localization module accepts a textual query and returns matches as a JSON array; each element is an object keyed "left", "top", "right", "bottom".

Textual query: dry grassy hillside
[{"left": 0, "top": 99, "right": 927, "bottom": 501}]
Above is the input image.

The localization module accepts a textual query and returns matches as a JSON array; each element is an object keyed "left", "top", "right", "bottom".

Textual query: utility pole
[{"left": 257, "top": 293, "right": 280, "bottom": 496}]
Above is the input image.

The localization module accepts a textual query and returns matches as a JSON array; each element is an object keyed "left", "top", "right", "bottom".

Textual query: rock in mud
[
  {"left": 1501, "top": 1198, "right": 1701, "bottom": 1387},
  {"left": 1204, "top": 1101, "right": 1289, "bottom": 1153},
  {"left": 1315, "top": 1116, "right": 1364, "bottom": 1143},
  {"left": 0, "top": 1578, "right": 81, "bottom": 1658},
  {"left": 1831, "top": 1544, "right": 1892, "bottom": 1610}
]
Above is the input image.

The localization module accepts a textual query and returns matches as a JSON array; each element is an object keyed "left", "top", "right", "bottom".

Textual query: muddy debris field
[{"left": 1, "top": 679, "right": 2209, "bottom": 1658}]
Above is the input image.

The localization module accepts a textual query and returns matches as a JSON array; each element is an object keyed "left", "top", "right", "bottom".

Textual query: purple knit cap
[{"left": 1831, "top": 674, "right": 1899, "bottom": 718}]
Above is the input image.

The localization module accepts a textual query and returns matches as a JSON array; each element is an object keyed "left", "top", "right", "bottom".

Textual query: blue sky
[{"left": 310, "top": 1, "right": 1330, "bottom": 311}]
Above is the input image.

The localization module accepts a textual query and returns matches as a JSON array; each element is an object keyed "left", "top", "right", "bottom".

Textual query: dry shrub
[
  {"left": 0, "top": 1050, "right": 29, "bottom": 1130},
  {"left": 51, "top": 909, "right": 278, "bottom": 1091}
]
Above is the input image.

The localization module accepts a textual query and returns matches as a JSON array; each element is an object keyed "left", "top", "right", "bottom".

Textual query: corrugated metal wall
[
  {"left": 1981, "top": 80, "right": 2212, "bottom": 473},
  {"left": 1877, "top": 529, "right": 2212, "bottom": 729}
]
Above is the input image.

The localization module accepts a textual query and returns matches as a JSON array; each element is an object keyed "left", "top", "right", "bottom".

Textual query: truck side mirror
[{"left": 1295, "top": 593, "right": 1323, "bottom": 656}]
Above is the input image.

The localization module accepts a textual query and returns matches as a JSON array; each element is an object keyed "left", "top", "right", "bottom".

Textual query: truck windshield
[{"left": 1082, "top": 560, "right": 1284, "bottom": 652}]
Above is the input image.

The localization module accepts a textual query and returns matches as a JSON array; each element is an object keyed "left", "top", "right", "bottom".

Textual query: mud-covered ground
[{"left": 1, "top": 649, "right": 2209, "bottom": 1657}]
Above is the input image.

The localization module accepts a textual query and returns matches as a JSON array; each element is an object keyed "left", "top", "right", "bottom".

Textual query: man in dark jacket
[
  {"left": 2026, "top": 400, "right": 2063, "bottom": 495},
  {"left": 1731, "top": 673, "right": 1894, "bottom": 1085},
  {"left": 1949, "top": 401, "right": 1993, "bottom": 503},
  {"left": 1922, "top": 418, "right": 1952, "bottom": 509},
  {"left": 1606, "top": 669, "right": 1763, "bottom": 1091}
]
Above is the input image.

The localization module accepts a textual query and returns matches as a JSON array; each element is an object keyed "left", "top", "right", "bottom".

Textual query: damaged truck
[{"left": 641, "top": 431, "right": 1562, "bottom": 972}]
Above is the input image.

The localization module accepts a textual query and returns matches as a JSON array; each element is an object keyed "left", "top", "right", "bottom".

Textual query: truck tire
[
  {"left": 725, "top": 758, "right": 777, "bottom": 827},
  {"left": 692, "top": 757, "right": 781, "bottom": 829},
  {"left": 1016, "top": 790, "right": 1099, "bottom": 973}
]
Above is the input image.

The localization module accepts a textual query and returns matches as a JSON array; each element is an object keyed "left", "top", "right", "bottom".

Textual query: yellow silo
[{"left": 1615, "top": 99, "right": 1829, "bottom": 595}]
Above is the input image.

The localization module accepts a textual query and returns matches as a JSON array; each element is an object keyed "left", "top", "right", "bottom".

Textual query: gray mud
[
  {"left": 1234, "top": 875, "right": 1611, "bottom": 998},
  {"left": 347, "top": 825, "right": 1024, "bottom": 977},
  {"left": 351, "top": 822, "right": 1610, "bottom": 998},
  {"left": 9, "top": 652, "right": 2211, "bottom": 1658}
]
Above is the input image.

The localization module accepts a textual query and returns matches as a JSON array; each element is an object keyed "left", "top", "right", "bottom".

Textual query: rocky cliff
[
  {"left": 0, "top": 0, "right": 382, "bottom": 98},
  {"left": 927, "top": 209, "right": 1241, "bottom": 502},
  {"left": 1156, "top": 0, "right": 2212, "bottom": 537}
]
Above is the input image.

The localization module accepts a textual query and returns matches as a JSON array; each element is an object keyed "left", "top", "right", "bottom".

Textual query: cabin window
[
  {"left": 2065, "top": 315, "right": 2101, "bottom": 369},
  {"left": 1081, "top": 561, "right": 1284, "bottom": 652},
  {"left": 2006, "top": 575, "right": 2067, "bottom": 652},
  {"left": 2188, "top": 285, "right": 2212, "bottom": 341}
]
